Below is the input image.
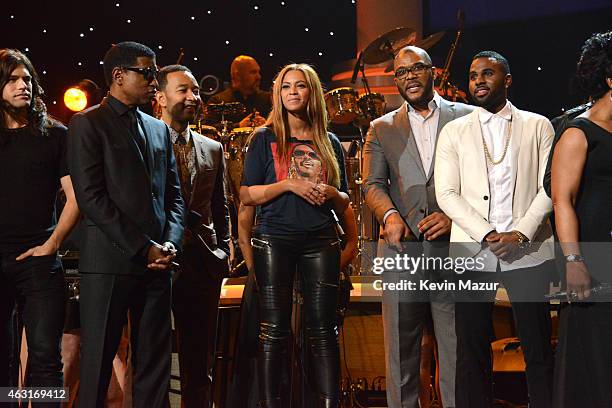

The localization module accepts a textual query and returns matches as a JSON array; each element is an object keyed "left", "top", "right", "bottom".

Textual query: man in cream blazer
[{"left": 435, "top": 51, "right": 555, "bottom": 408}]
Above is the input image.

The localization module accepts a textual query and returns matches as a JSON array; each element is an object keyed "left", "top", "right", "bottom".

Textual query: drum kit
[{"left": 191, "top": 24, "right": 467, "bottom": 275}]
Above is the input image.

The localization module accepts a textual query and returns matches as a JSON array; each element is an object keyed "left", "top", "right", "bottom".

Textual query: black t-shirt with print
[
  {"left": 0, "top": 123, "right": 69, "bottom": 252},
  {"left": 241, "top": 127, "right": 348, "bottom": 235}
]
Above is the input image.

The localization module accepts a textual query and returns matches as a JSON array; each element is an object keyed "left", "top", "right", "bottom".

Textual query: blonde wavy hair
[{"left": 263, "top": 63, "right": 340, "bottom": 188}]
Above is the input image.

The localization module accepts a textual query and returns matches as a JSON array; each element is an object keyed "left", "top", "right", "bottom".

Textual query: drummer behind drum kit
[{"left": 192, "top": 24, "right": 467, "bottom": 275}]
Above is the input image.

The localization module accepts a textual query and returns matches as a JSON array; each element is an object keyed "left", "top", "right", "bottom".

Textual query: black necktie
[{"left": 127, "top": 109, "right": 147, "bottom": 164}]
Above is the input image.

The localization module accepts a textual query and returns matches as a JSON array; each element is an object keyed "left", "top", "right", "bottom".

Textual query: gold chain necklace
[{"left": 482, "top": 118, "right": 512, "bottom": 166}]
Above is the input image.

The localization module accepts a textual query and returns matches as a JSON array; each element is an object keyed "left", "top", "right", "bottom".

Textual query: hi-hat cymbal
[
  {"left": 383, "top": 31, "right": 446, "bottom": 73},
  {"left": 363, "top": 27, "right": 417, "bottom": 65}
]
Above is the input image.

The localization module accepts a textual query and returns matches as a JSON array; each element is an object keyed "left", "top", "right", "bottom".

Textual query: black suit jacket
[{"left": 68, "top": 97, "right": 185, "bottom": 275}]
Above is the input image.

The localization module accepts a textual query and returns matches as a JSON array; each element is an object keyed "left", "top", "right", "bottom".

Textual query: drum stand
[
  {"left": 218, "top": 107, "right": 243, "bottom": 276},
  {"left": 348, "top": 57, "right": 380, "bottom": 276}
]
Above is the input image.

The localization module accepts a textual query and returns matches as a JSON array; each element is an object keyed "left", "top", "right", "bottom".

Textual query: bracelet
[
  {"left": 512, "top": 230, "right": 530, "bottom": 248},
  {"left": 564, "top": 254, "right": 584, "bottom": 263}
]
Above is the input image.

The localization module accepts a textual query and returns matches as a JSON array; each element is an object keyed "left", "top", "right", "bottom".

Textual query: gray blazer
[
  {"left": 186, "top": 130, "right": 230, "bottom": 277},
  {"left": 363, "top": 98, "right": 474, "bottom": 237}
]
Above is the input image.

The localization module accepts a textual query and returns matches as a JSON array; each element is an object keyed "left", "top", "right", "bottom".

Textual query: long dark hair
[{"left": 0, "top": 48, "right": 56, "bottom": 135}]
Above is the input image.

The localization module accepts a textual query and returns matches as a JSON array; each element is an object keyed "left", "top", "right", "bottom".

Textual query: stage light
[
  {"left": 64, "top": 88, "right": 88, "bottom": 112},
  {"left": 63, "top": 79, "right": 101, "bottom": 113}
]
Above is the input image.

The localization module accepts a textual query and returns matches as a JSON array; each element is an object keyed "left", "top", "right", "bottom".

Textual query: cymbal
[
  {"left": 363, "top": 27, "right": 417, "bottom": 65},
  {"left": 383, "top": 31, "right": 446, "bottom": 73},
  {"left": 416, "top": 31, "right": 445, "bottom": 50}
]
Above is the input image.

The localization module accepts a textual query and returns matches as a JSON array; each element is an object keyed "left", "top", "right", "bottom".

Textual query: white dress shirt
[
  {"left": 383, "top": 92, "right": 442, "bottom": 225},
  {"left": 479, "top": 101, "right": 514, "bottom": 233},
  {"left": 478, "top": 101, "right": 545, "bottom": 271},
  {"left": 407, "top": 91, "right": 442, "bottom": 176}
]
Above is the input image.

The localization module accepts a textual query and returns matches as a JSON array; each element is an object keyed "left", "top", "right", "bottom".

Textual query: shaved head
[
  {"left": 231, "top": 55, "right": 257, "bottom": 78},
  {"left": 392, "top": 45, "right": 435, "bottom": 110},
  {"left": 394, "top": 46, "right": 432, "bottom": 66},
  {"left": 230, "top": 55, "right": 261, "bottom": 95}
]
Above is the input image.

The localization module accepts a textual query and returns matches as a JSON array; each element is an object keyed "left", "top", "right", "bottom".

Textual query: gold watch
[{"left": 513, "top": 230, "right": 530, "bottom": 248}]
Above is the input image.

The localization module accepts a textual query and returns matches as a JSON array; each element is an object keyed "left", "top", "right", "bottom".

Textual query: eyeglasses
[
  {"left": 122, "top": 66, "right": 159, "bottom": 81},
  {"left": 293, "top": 149, "right": 319, "bottom": 159},
  {"left": 394, "top": 63, "right": 432, "bottom": 80}
]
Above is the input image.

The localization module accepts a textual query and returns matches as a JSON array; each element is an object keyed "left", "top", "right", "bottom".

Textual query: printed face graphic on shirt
[
  {"left": 289, "top": 144, "right": 323, "bottom": 183},
  {"left": 270, "top": 141, "right": 328, "bottom": 185}
]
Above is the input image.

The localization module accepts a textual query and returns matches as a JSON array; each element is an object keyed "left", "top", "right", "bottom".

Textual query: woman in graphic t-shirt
[{"left": 240, "top": 63, "right": 349, "bottom": 407}]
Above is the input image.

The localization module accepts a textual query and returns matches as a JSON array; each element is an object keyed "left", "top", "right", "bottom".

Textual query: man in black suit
[
  {"left": 68, "top": 41, "right": 185, "bottom": 408},
  {"left": 156, "top": 64, "right": 230, "bottom": 407}
]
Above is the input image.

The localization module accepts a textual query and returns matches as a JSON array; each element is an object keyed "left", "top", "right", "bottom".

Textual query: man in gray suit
[
  {"left": 363, "top": 46, "right": 473, "bottom": 408},
  {"left": 156, "top": 64, "right": 230, "bottom": 407}
]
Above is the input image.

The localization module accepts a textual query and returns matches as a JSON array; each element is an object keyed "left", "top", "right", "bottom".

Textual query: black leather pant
[{"left": 252, "top": 229, "right": 341, "bottom": 406}]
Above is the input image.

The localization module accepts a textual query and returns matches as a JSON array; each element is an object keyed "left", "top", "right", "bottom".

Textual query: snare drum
[
  {"left": 225, "top": 127, "right": 254, "bottom": 202},
  {"left": 357, "top": 93, "right": 386, "bottom": 123},
  {"left": 325, "top": 87, "right": 360, "bottom": 124}
]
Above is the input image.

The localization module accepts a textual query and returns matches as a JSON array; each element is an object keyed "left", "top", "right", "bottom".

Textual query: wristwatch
[
  {"left": 512, "top": 230, "right": 530, "bottom": 248},
  {"left": 565, "top": 254, "right": 584, "bottom": 263}
]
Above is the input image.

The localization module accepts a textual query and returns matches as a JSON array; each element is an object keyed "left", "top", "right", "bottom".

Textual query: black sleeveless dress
[{"left": 553, "top": 117, "right": 612, "bottom": 408}]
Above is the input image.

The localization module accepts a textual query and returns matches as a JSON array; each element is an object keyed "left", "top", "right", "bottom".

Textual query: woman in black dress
[
  {"left": 240, "top": 63, "right": 349, "bottom": 407},
  {"left": 551, "top": 31, "right": 612, "bottom": 407}
]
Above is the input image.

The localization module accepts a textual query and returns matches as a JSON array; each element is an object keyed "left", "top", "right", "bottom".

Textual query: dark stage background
[{"left": 1, "top": 0, "right": 611, "bottom": 121}]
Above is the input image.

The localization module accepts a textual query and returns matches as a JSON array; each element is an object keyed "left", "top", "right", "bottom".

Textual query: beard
[
  {"left": 471, "top": 89, "right": 505, "bottom": 111},
  {"left": 397, "top": 77, "right": 434, "bottom": 107},
  {"left": 170, "top": 102, "right": 197, "bottom": 123}
]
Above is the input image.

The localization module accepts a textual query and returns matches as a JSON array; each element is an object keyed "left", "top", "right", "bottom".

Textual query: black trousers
[
  {"left": 172, "top": 243, "right": 223, "bottom": 408},
  {"left": 252, "top": 229, "right": 341, "bottom": 405},
  {"left": 0, "top": 252, "right": 65, "bottom": 408},
  {"left": 78, "top": 271, "right": 171, "bottom": 408},
  {"left": 454, "top": 261, "right": 554, "bottom": 408}
]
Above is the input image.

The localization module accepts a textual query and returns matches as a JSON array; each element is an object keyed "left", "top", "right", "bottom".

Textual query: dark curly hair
[
  {"left": 575, "top": 31, "right": 612, "bottom": 100},
  {"left": 0, "top": 48, "right": 57, "bottom": 136}
]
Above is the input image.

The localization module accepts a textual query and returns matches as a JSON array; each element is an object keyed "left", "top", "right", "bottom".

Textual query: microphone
[{"left": 545, "top": 282, "right": 612, "bottom": 301}]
